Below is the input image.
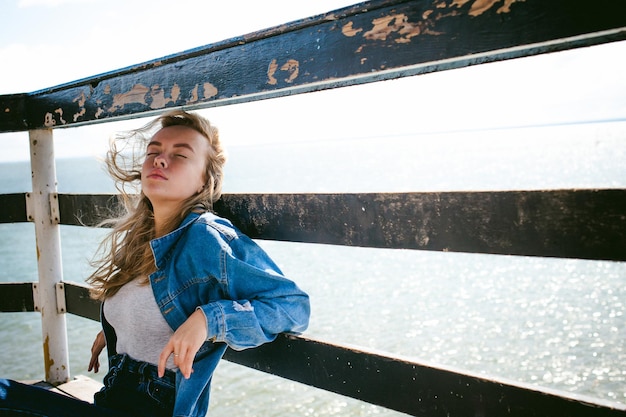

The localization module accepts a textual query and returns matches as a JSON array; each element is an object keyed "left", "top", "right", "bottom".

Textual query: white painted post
[{"left": 29, "top": 128, "right": 70, "bottom": 384}]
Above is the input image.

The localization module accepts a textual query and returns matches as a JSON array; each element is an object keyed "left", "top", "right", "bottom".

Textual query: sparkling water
[{"left": 1, "top": 122, "right": 625, "bottom": 415}]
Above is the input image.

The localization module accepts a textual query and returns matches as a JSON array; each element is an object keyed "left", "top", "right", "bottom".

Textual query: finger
[
  {"left": 178, "top": 349, "right": 193, "bottom": 379},
  {"left": 88, "top": 353, "right": 98, "bottom": 372},
  {"left": 158, "top": 345, "right": 174, "bottom": 378},
  {"left": 172, "top": 348, "right": 185, "bottom": 377}
]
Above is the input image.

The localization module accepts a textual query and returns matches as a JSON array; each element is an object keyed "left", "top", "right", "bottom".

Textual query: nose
[{"left": 153, "top": 154, "right": 167, "bottom": 168}]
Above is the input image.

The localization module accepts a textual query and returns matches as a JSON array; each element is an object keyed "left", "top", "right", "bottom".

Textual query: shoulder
[
  {"left": 187, "top": 211, "right": 241, "bottom": 243},
  {"left": 187, "top": 212, "right": 265, "bottom": 261}
]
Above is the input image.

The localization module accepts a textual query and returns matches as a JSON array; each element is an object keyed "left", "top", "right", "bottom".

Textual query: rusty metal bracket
[
  {"left": 32, "top": 282, "right": 40, "bottom": 312},
  {"left": 25, "top": 192, "right": 34, "bottom": 222},
  {"left": 55, "top": 283, "right": 67, "bottom": 314},
  {"left": 24, "top": 192, "right": 60, "bottom": 224},
  {"left": 31, "top": 282, "right": 67, "bottom": 314},
  {"left": 49, "top": 193, "right": 60, "bottom": 225}
]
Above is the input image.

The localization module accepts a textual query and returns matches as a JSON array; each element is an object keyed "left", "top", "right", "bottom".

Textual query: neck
[{"left": 152, "top": 203, "right": 183, "bottom": 237}]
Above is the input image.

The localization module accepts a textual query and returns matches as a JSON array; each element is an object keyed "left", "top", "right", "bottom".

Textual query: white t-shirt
[{"left": 104, "top": 277, "right": 177, "bottom": 370}]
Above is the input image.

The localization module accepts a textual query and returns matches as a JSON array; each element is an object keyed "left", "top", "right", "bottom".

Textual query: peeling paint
[
  {"left": 451, "top": 0, "right": 522, "bottom": 16},
  {"left": 42, "top": 109, "right": 67, "bottom": 126},
  {"left": 346, "top": 0, "right": 521, "bottom": 49},
  {"left": 171, "top": 83, "right": 181, "bottom": 102},
  {"left": 149, "top": 84, "right": 181, "bottom": 109},
  {"left": 55, "top": 108, "right": 66, "bottom": 125},
  {"left": 149, "top": 85, "right": 167, "bottom": 109},
  {"left": 73, "top": 91, "right": 87, "bottom": 122},
  {"left": 451, "top": 0, "right": 472, "bottom": 8},
  {"left": 203, "top": 82, "right": 218, "bottom": 99},
  {"left": 494, "top": 0, "right": 521, "bottom": 14},
  {"left": 345, "top": 11, "right": 444, "bottom": 48},
  {"left": 323, "top": 12, "right": 338, "bottom": 22},
  {"left": 280, "top": 59, "right": 299, "bottom": 83},
  {"left": 466, "top": 0, "right": 500, "bottom": 15},
  {"left": 73, "top": 107, "right": 86, "bottom": 122},
  {"left": 187, "top": 84, "right": 198, "bottom": 103},
  {"left": 267, "top": 59, "right": 279, "bottom": 85},
  {"left": 44, "top": 113, "right": 55, "bottom": 127},
  {"left": 188, "top": 84, "right": 199, "bottom": 103},
  {"left": 267, "top": 59, "right": 300, "bottom": 84},
  {"left": 341, "top": 21, "right": 362, "bottom": 37},
  {"left": 109, "top": 84, "right": 149, "bottom": 112},
  {"left": 363, "top": 14, "right": 430, "bottom": 43}
]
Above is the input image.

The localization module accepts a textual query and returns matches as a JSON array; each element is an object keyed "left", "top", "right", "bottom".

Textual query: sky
[{"left": 1, "top": 0, "right": 625, "bottom": 162}]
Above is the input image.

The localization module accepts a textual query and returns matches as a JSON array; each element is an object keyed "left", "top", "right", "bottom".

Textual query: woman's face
[{"left": 141, "top": 125, "right": 209, "bottom": 209}]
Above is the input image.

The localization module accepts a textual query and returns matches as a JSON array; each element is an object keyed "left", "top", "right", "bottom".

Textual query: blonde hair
[{"left": 87, "top": 110, "right": 226, "bottom": 300}]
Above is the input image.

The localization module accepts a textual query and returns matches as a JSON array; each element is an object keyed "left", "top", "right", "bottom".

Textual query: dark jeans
[
  {"left": 95, "top": 353, "right": 176, "bottom": 417},
  {"left": 0, "top": 354, "right": 175, "bottom": 417}
]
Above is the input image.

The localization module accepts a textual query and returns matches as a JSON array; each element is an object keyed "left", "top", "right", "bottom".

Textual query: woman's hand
[
  {"left": 88, "top": 330, "right": 106, "bottom": 373},
  {"left": 158, "top": 309, "right": 208, "bottom": 379}
]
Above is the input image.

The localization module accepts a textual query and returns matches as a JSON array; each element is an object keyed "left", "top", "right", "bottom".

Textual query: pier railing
[{"left": 1, "top": 1, "right": 626, "bottom": 415}]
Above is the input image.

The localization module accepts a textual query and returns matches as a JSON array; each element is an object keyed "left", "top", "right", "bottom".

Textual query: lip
[{"left": 146, "top": 169, "right": 167, "bottom": 180}]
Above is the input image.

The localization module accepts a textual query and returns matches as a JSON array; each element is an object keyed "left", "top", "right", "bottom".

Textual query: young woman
[{"left": 0, "top": 110, "right": 310, "bottom": 417}]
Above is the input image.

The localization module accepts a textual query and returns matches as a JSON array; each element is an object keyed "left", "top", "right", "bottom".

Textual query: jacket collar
[{"left": 150, "top": 211, "right": 202, "bottom": 269}]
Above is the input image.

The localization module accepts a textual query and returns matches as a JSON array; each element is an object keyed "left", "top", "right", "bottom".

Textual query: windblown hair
[{"left": 87, "top": 110, "right": 226, "bottom": 300}]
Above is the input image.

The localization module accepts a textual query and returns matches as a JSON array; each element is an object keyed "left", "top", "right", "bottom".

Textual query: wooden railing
[{"left": 1, "top": 1, "right": 626, "bottom": 415}]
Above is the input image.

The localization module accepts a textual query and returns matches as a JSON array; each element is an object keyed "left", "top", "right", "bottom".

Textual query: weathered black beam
[
  {"left": 0, "top": 282, "right": 35, "bottom": 312},
  {"left": 35, "top": 190, "right": 626, "bottom": 261},
  {"left": 57, "top": 193, "right": 122, "bottom": 227},
  {"left": 0, "top": 193, "right": 28, "bottom": 223},
  {"left": 63, "top": 282, "right": 100, "bottom": 322},
  {"left": 0, "top": 282, "right": 98, "bottom": 318},
  {"left": 0, "top": 94, "right": 27, "bottom": 132},
  {"left": 215, "top": 189, "right": 626, "bottom": 261},
  {"left": 224, "top": 334, "right": 626, "bottom": 417},
  {"left": 1, "top": 0, "right": 624, "bottom": 132}
]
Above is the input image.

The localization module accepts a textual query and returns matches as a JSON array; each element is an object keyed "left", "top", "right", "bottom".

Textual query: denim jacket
[{"left": 102, "top": 211, "right": 310, "bottom": 417}]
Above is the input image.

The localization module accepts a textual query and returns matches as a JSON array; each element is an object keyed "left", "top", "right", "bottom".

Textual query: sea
[{"left": 0, "top": 121, "right": 625, "bottom": 415}]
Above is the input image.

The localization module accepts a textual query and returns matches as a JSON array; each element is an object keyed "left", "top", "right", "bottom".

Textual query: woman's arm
[
  {"left": 198, "top": 236, "right": 310, "bottom": 350},
  {"left": 87, "top": 330, "right": 106, "bottom": 373}
]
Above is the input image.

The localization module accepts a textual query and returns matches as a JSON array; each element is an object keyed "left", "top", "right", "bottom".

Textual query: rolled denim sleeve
[{"left": 198, "top": 235, "right": 310, "bottom": 351}]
